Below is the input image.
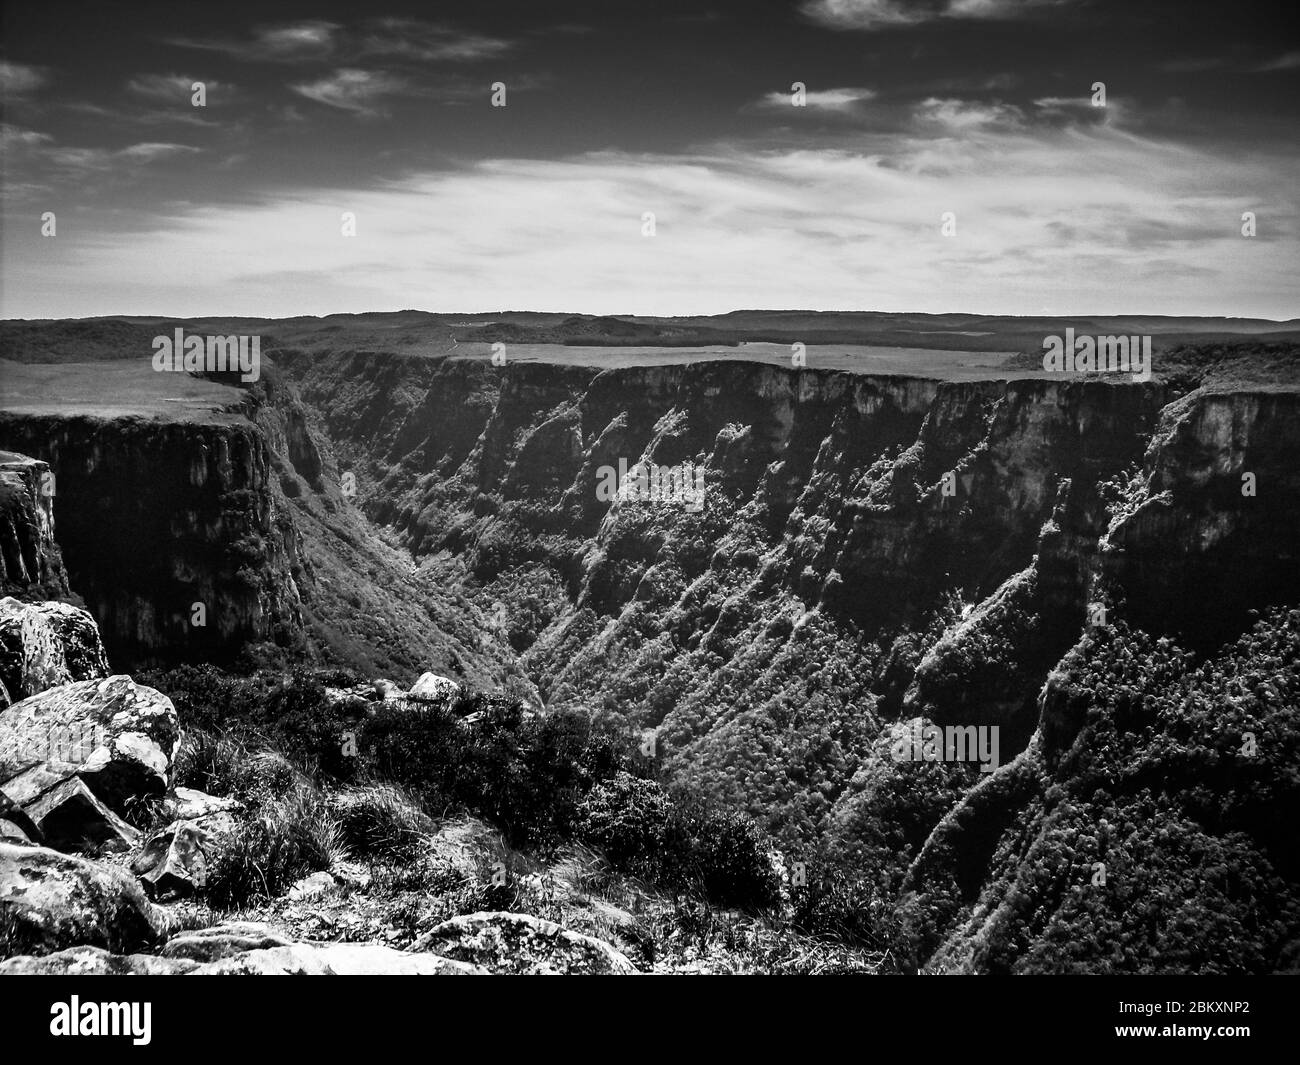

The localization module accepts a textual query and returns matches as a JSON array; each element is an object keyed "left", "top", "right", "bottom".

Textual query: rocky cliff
[
  {"left": 0, "top": 411, "right": 307, "bottom": 670},
  {"left": 0, "top": 450, "right": 71, "bottom": 602}
]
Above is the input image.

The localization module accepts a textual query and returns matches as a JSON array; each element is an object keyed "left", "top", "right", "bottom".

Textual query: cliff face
[
  {"left": 1100, "top": 389, "right": 1300, "bottom": 650},
  {"left": 0, "top": 413, "right": 306, "bottom": 670},
  {"left": 0, "top": 451, "right": 71, "bottom": 602}
]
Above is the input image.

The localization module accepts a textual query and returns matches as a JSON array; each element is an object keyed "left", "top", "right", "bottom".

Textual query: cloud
[
  {"left": 915, "top": 97, "right": 1024, "bottom": 131},
  {"left": 43, "top": 141, "right": 200, "bottom": 170},
  {"left": 290, "top": 69, "right": 410, "bottom": 116},
  {"left": 360, "top": 19, "right": 513, "bottom": 62},
  {"left": 756, "top": 86, "right": 878, "bottom": 112},
  {"left": 801, "top": 0, "right": 1067, "bottom": 30},
  {"left": 170, "top": 21, "right": 339, "bottom": 62},
  {"left": 128, "top": 74, "right": 227, "bottom": 103},
  {"left": 0, "top": 60, "right": 48, "bottom": 95},
  {"left": 1253, "top": 51, "right": 1300, "bottom": 72},
  {"left": 8, "top": 112, "right": 1294, "bottom": 321},
  {"left": 0, "top": 124, "right": 52, "bottom": 150}
]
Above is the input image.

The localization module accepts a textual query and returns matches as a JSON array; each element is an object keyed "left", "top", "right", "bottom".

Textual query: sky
[{"left": 1, "top": 0, "right": 1298, "bottom": 320}]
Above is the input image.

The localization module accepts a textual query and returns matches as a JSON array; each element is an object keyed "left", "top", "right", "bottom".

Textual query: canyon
[{"left": 2, "top": 313, "right": 1297, "bottom": 971}]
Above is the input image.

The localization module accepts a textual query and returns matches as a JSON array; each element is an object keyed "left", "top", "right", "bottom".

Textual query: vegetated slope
[
  {"left": 0, "top": 358, "right": 513, "bottom": 688},
  {"left": 5, "top": 320, "right": 1298, "bottom": 971},
  {"left": 904, "top": 610, "right": 1300, "bottom": 974},
  {"left": 270, "top": 342, "right": 1296, "bottom": 811}
]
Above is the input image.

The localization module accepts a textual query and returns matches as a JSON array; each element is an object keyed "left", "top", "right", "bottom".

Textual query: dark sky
[{"left": 2, "top": 0, "right": 1297, "bottom": 318}]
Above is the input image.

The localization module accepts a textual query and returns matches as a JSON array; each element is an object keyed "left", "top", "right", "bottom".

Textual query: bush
[
  {"left": 577, "top": 772, "right": 781, "bottom": 909},
  {"left": 174, "top": 729, "right": 297, "bottom": 802},
  {"left": 204, "top": 784, "right": 345, "bottom": 907},
  {"left": 330, "top": 784, "right": 434, "bottom": 859}
]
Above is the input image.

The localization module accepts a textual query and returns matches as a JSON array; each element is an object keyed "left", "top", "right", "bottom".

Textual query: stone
[
  {"left": 0, "top": 598, "right": 109, "bottom": 704},
  {"left": 160, "top": 922, "right": 296, "bottom": 963},
  {"left": 406, "top": 671, "right": 460, "bottom": 703},
  {"left": 0, "top": 842, "right": 169, "bottom": 956},
  {"left": 163, "top": 786, "right": 242, "bottom": 822},
  {"left": 130, "top": 811, "right": 239, "bottom": 898},
  {"left": 411, "top": 911, "right": 638, "bottom": 975},
  {"left": 0, "top": 788, "right": 40, "bottom": 844},
  {"left": 21, "top": 774, "right": 140, "bottom": 852},
  {"left": 0, "top": 945, "right": 196, "bottom": 975},
  {"left": 287, "top": 870, "right": 337, "bottom": 901},
  {"left": 0, "top": 675, "right": 180, "bottom": 814}
]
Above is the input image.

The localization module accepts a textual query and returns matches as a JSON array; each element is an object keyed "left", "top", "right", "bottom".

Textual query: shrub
[
  {"left": 577, "top": 772, "right": 781, "bottom": 910},
  {"left": 204, "top": 784, "right": 345, "bottom": 907},
  {"left": 330, "top": 783, "right": 434, "bottom": 859}
]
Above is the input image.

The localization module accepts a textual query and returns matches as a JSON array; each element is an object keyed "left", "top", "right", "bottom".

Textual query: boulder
[
  {"left": 130, "top": 811, "right": 239, "bottom": 898},
  {"left": 161, "top": 922, "right": 296, "bottom": 963},
  {"left": 0, "top": 675, "right": 180, "bottom": 814},
  {"left": 0, "top": 945, "right": 196, "bottom": 975},
  {"left": 406, "top": 672, "right": 461, "bottom": 703},
  {"left": 0, "top": 598, "right": 109, "bottom": 705},
  {"left": 411, "top": 911, "right": 638, "bottom": 975},
  {"left": 182, "top": 940, "right": 481, "bottom": 975},
  {"left": 163, "top": 786, "right": 242, "bottom": 822},
  {"left": 20, "top": 774, "right": 140, "bottom": 852},
  {"left": 0, "top": 842, "right": 169, "bottom": 956},
  {"left": 287, "top": 870, "right": 337, "bottom": 901},
  {"left": 0, "top": 788, "right": 40, "bottom": 844}
]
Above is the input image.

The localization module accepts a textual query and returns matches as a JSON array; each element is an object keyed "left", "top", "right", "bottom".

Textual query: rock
[
  {"left": 330, "top": 859, "right": 372, "bottom": 892},
  {"left": 0, "top": 675, "right": 180, "bottom": 814},
  {"left": 287, "top": 870, "right": 337, "bottom": 901},
  {"left": 163, "top": 921, "right": 480, "bottom": 973},
  {"left": 164, "top": 786, "right": 242, "bottom": 822},
  {"left": 0, "top": 817, "right": 32, "bottom": 843},
  {"left": 185, "top": 943, "right": 337, "bottom": 976},
  {"left": 20, "top": 774, "right": 140, "bottom": 852},
  {"left": 0, "top": 452, "right": 70, "bottom": 603},
  {"left": 182, "top": 941, "right": 481, "bottom": 975},
  {"left": 0, "top": 945, "right": 196, "bottom": 975},
  {"left": 306, "top": 942, "right": 483, "bottom": 975},
  {"left": 411, "top": 911, "right": 639, "bottom": 975},
  {"left": 0, "top": 788, "right": 40, "bottom": 844},
  {"left": 373, "top": 679, "right": 403, "bottom": 701},
  {"left": 0, "top": 842, "right": 169, "bottom": 956},
  {"left": 160, "top": 922, "right": 295, "bottom": 963},
  {"left": 0, "top": 598, "right": 110, "bottom": 704},
  {"left": 130, "top": 811, "right": 239, "bottom": 898},
  {"left": 406, "top": 671, "right": 460, "bottom": 703}
]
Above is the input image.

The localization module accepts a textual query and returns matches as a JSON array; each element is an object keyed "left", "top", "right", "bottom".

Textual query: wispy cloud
[
  {"left": 170, "top": 21, "right": 339, "bottom": 62},
  {"left": 1253, "top": 51, "right": 1300, "bottom": 72},
  {"left": 8, "top": 112, "right": 1293, "bottom": 320},
  {"left": 802, "top": 0, "right": 1068, "bottom": 31},
  {"left": 128, "top": 74, "right": 231, "bottom": 103},
  {"left": 0, "top": 60, "right": 48, "bottom": 95},
  {"left": 360, "top": 19, "right": 513, "bottom": 62},
  {"left": 290, "top": 69, "right": 410, "bottom": 117},
  {"left": 756, "top": 86, "right": 878, "bottom": 112}
]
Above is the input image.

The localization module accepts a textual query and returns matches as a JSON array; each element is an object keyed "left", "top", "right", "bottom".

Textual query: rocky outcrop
[
  {"left": 407, "top": 671, "right": 461, "bottom": 703},
  {"left": 0, "top": 451, "right": 70, "bottom": 602},
  {"left": 131, "top": 808, "right": 240, "bottom": 898},
  {"left": 412, "top": 911, "right": 638, "bottom": 975},
  {"left": 0, "top": 842, "right": 170, "bottom": 955},
  {"left": 0, "top": 597, "right": 109, "bottom": 706},
  {"left": 1100, "top": 389, "right": 1300, "bottom": 650},
  {"left": 0, "top": 414, "right": 307, "bottom": 670},
  {"left": 0, "top": 676, "right": 180, "bottom": 845}
]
